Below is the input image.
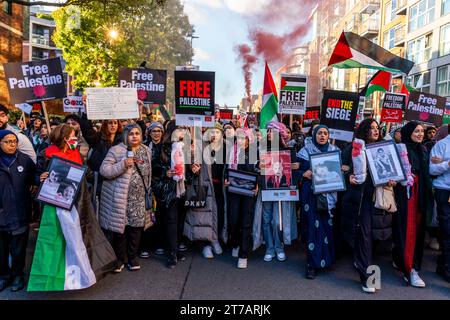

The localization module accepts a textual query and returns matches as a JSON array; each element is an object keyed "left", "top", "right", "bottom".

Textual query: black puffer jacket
[
  {"left": 0, "top": 152, "right": 36, "bottom": 232},
  {"left": 340, "top": 143, "right": 392, "bottom": 248}
]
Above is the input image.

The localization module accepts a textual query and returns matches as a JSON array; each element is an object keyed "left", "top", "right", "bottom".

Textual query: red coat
[{"left": 45, "top": 144, "right": 82, "bottom": 165}]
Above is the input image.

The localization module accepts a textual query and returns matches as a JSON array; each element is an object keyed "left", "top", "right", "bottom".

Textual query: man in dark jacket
[{"left": 0, "top": 130, "right": 36, "bottom": 292}]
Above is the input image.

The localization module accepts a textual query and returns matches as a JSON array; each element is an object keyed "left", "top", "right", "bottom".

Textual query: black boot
[
  {"left": 10, "top": 276, "right": 25, "bottom": 292},
  {"left": 305, "top": 266, "right": 316, "bottom": 279},
  {"left": 167, "top": 253, "right": 177, "bottom": 269}
]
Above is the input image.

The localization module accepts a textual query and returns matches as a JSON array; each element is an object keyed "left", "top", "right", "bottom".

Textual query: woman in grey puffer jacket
[{"left": 99, "top": 123, "right": 152, "bottom": 273}]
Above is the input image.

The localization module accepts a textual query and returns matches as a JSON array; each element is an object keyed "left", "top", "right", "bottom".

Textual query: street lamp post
[{"left": 187, "top": 33, "right": 199, "bottom": 66}]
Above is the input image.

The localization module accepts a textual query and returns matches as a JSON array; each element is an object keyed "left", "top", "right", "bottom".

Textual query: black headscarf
[{"left": 400, "top": 121, "right": 432, "bottom": 214}]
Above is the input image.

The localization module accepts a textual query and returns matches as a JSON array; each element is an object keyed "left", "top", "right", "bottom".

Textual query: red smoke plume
[
  {"left": 236, "top": 44, "right": 257, "bottom": 103},
  {"left": 236, "top": 0, "right": 317, "bottom": 99}
]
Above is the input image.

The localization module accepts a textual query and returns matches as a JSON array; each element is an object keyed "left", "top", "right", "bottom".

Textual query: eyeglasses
[{"left": 1, "top": 139, "right": 18, "bottom": 145}]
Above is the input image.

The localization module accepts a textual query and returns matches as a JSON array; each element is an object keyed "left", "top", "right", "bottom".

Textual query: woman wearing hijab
[
  {"left": 340, "top": 119, "right": 394, "bottom": 293},
  {"left": 225, "top": 127, "right": 259, "bottom": 269},
  {"left": 0, "top": 130, "right": 36, "bottom": 292},
  {"left": 297, "top": 125, "right": 340, "bottom": 279},
  {"left": 393, "top": 121, "right": 433, "bottom": 287}
]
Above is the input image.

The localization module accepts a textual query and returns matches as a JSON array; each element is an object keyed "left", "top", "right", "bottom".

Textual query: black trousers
[
  {"left": 140, "top": 201, "right": 165, "bottom": 252},
  {"left": 213, "top": 182, "right": 225, "bottom": 244},
  {"left": 228, "top": 193, "right": 256, "bottom": 259},
  {"left": 354, "top": 195, "right": 374, "bottom": 280},
  {"left": 0, "top": 229, "right": 29, "bottom": 280},
  {"left": 103, "top": 226, "right": 143, "bottom": 266},
  {"left": 162, "top": 199, "right": 186, "bottom": 256},
  {"left": 435, "top": 189, "right": 450, "bottom": 272}
]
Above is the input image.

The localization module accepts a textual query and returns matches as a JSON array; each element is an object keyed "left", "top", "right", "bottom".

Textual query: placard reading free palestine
[
  {"left": 278, "top": 74, "right": 307, "bottom": 115},
  {"left": 174, "top": 70, "right": 215, "bottom": 127}
]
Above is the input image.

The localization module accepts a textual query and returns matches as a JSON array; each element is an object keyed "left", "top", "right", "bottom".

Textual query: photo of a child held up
[
  {"left": 309, "top": 151, "right": 346, "bottom": 194},
  {"left": 372, "top": 147, "right": 398, "bottom": 179},
  {"left": 36, "top": 156, "right": 87, "bottom": 210}
]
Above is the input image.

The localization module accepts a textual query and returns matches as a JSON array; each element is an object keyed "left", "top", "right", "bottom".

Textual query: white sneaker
[
  {"left": 232, "top": 247, "right": 239, "bottom": 258},
  {"left": 361, "top": 284, "right": 376, "bottom": 293},
  {"left": 155, "top": 248, "right": 165, "bottom": 255},
  {"left": 264, "top": 254, "right": 274, "bottom": 262},
  {"left": 429, "top": 238, "right": 440, "bottom": 251},
  {"left": 276, "top": 252, "right": 286, "bottom": 262},
  {"left": 410, "top": 269, "right": 426, "bottom": 288},
  {"left": 139, "top": 251, "right": 150, "bottom": 259},
  {"left": 237, "top": 258, "right": 248, "bottom": 269},
  {"left": 202, "top": 245, "right": 214, "bottom": 259},
  {"left": 211, "top": 241, "right": 223, "bottom": 255}
]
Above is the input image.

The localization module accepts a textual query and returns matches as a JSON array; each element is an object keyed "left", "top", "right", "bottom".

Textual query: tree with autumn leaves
[{"left": 51, "top": 0, "right": 194, "bottom": 103}]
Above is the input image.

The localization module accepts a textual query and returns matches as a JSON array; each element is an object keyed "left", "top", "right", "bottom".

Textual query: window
[
  {"left": 2, "top": 1, "right": 12, "bottom": 15},
  {"left": 384, "top": 28, "right": 395, "bottom": 49},
  {"left": 406, "top": 33, "right": 432, "bottom": 64},
  {"left": 409, "top": 0, "right": 435, "bottom": 32},
  {"left": 437, "top": 65, "right": 450, "bottom": 97},
  {"left": 441, "top": 24, "right": 450, "bottom": 56},
  {"left": 385, "top": 0, "right": 398, "bottom": 24},
  {"left": 443, "top": 0, "right": 450, "bottom": 16},
  {"left": 407, "top": 71, "right": 431, "bottom": 92}
]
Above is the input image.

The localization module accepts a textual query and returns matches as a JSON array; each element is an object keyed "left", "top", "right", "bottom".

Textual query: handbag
[
  {"left": 134, "top": 163, "right": 153, "bottom": 211},
  {"left": 184, "top": 176, "right": 208, "bottom": 208},
  {"left": 373, "top": 185, "right": 397, "bottom": 213}
]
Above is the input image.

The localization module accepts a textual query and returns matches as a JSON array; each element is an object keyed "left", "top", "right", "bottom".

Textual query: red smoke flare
[{"left": 236, "top": 44, "right": 257, "bottom": 103}]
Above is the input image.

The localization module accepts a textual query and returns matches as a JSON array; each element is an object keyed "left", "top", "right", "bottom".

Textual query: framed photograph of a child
[
  {"left": 309, "top": 150, "right": 346, "bottom": 194},
  {"left": 365, "top": 140, "right": 406, "bottom": 187},
  {"left": 36, "top": 156, "right": 87, "bottom": 210},
  {"left": 228, "top": 169, "right": 258, "bottom": 197}
]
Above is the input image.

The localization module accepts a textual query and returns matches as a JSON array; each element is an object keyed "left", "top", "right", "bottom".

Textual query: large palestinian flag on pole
[
  {"left": 260, "top": 62, "right": 278, "bottom": 129},
  {"left": 28, "top": 181, "right": 117, "bottom": 291},
  {"left": 328, "top": 32, "right": 414, "bottom": 75}
]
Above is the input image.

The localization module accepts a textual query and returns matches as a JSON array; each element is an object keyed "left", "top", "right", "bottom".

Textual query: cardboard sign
[
  {"left": 3, "top": 58, "right": 66, "bottom": 104},
  {"left": 278, "top": 74, "right": 307, "bottom": 115},
  {"left": 175, "top": 71, "right": 215, "bottom": 127},
  {"left": 405, "top": 91, "right": 446, "bottom": 127},
  {"left": 261, "top": 189, "right": 299, "bottom": 202},
  {"left": 443, "top": 101, "right": 450, "bottom": 125},
  {"left": 63, "top": 96, "right": 85, "bottom": 113},
  {"left": 302, "top": 106, "right": 320, "bottom": 132},
  {"left": 380, "top": 92, "right": 406, "bottom": 123},
  {"left": 85, "top": 88, "right": 138, "bottom": 120},
  {"left": 320, "top": 90, "right": 360, "bottom": 142},
  {"left": 118, "top": 68, "right": 167, "bottom": 105},
  {"left": 15, "top": 103, "right": 33, "bottom": 115}
]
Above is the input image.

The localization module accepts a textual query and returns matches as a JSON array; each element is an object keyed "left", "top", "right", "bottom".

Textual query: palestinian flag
[
  {"left": 360, "top": 70, "right": 391, "bottom": 96},
  {"left": 260, "top": 62, "right": 278, "bottom": 129},
  {"left": 280, "top": 76, "right": 305, "bottom": 92},
  {"left": 28, "top": 181, "right": 117, "bottom": 291},
  {"left": 328, "top": 32, "right": 414, "bottom": 75}
]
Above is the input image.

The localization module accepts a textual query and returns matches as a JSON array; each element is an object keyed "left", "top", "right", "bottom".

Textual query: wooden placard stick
[{"left": 41, "top": 101, "right": 52, "bottom": 135}]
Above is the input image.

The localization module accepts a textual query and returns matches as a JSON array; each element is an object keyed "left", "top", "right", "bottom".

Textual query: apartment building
[
  {"left": 403, "top": 0, "right": 450, "bottom": 102},
  {"left": 0, "top": 1, "right": 24, "bottom": 108}
]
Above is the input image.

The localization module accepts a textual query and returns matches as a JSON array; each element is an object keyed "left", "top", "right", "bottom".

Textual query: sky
[{"left": 183, "top": 0, "right": 312, "bottom": 108}]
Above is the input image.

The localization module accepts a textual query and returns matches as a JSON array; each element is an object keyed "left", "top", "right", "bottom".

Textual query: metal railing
[
  {"left": 394, "top": 24, "right": 406, "bottom": 45},
  {"left": 360, "top": 15, "right": 379, "bottom": 35},
  {"left": 31, "top": 34, "right": 50, "bottom": 46}
]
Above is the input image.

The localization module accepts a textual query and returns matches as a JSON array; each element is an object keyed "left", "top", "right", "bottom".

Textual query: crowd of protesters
[{"left": 0, "top": 101, "right": 449, "bottom": 295}]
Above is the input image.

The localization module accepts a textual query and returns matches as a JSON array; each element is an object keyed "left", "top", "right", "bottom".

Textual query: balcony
[
  {"left": 344, "top": 18, "right": 359, "bottom": 33},
  {"left": 360, "top": 0, "right": 380, "bottom": 14},
  {"left": 360, "top": 16, "right": 379, "bottom": 39},
  {"left": 395, "top": 0, "right": 408, "bottom": 15},
  {"left": 394, "top": 25, "right": 406, "bottom": 47},
  {"left": 31, "top": 34, "right": 56, "bottom": 49}
]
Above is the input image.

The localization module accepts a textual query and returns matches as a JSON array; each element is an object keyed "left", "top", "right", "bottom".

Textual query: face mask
[{"left": 66, "top": 138, "right": 78, "bottom": 150}]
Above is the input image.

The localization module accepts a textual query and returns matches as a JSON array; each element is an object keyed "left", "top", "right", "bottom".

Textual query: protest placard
[
  {"left": 320, "top": 90, "right": 360, "bottom": 142},
  {"left": 3, "top": 58, "right": 66, "bottom": 104},
  {"left": 278, "top": 74, "right": 307, "bottom": 115},
  {"left": 85, "top": 88, "right": 138, "bottom": 120},
  {"left": 175, "top": 71, "right": 215, "bottom": 127},
  {"left": 118, "top": 68, "right": 167, "bottom": 104},
  {"left": 443, "top": 101, "right": 450, "bottom": 125},
  {"left": 15, "top": 103, "right": 33, "bottom": 115},
  {"left": 380, "top": 92, "right": 406, "bottom": 123},
  {"left": 63, "top": 96, "right": 85, "bottom": 113},
  {"left": 219, "top": 109, "right": 233, "bottom": 123},
  {"left": 405, "top": 91, "right": 446, "bottom": 127},
  {"left": 302, "top": 106, "right": 321, "bottom": 132}
]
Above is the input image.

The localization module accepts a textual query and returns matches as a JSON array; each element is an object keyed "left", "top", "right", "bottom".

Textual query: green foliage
[{"left": 52, "top": 0, "right": 194, "bottom": 103}]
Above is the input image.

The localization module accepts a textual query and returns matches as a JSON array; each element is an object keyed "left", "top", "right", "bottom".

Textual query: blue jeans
[{"left": 262, "top": 202, "right": 284, "bottom": 256}]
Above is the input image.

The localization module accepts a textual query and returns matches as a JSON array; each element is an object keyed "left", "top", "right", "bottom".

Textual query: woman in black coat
[
  {"left": 393, "top": 121, "right": 432, "bottom": 288},
  {"left": 0, "top": 130, "right": 36, "bottom": 292},
  {"left": 340, "top": 119, "right": 394, "bottom": 293},
  {"left": 79, "top": 114, "right": 122, "bottom": 196}
]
